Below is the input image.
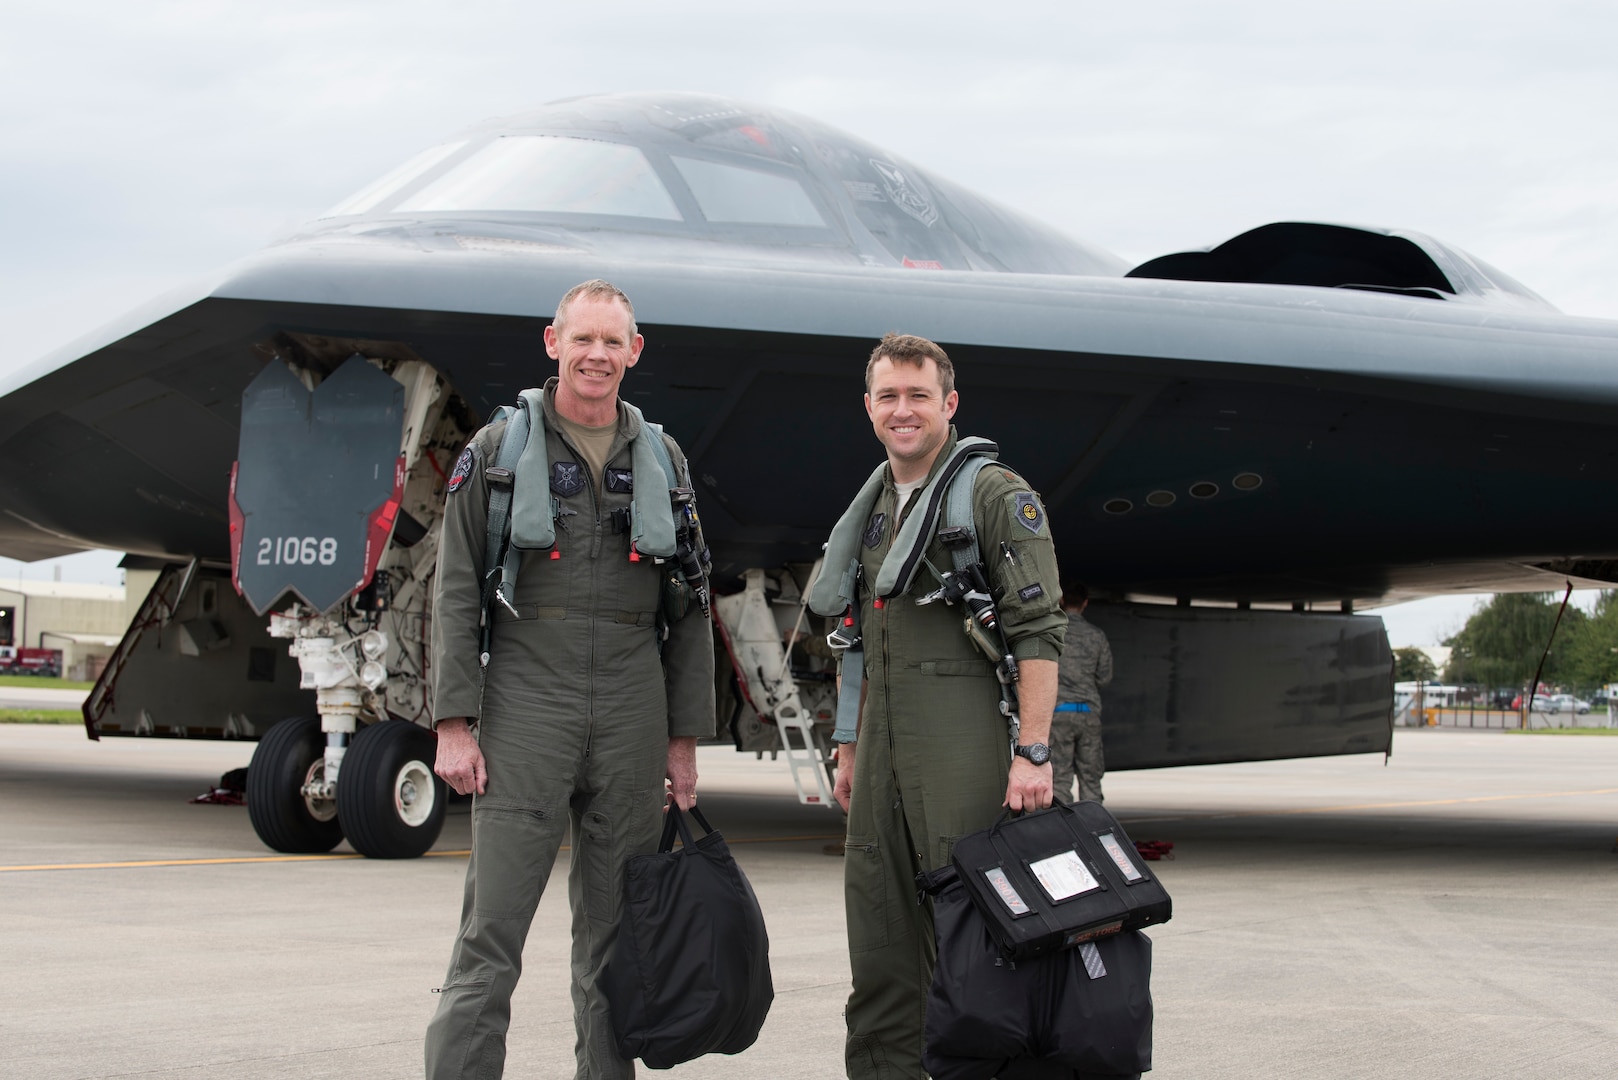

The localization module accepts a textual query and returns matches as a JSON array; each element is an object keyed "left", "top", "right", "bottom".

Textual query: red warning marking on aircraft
[
  {"left": 738, "top": 125, "right": 770, "bottom": 146},
  {"left": 902, "top": 257, "right": 943, "bottom": 269}
]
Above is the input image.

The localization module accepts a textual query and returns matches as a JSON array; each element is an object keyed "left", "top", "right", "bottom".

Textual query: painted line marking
[
  {"left": 1122, "top": 786, "right": 1618, "bottom": 825},
  {"left": 0, "top": 833, "right": 846, "bottom": 873}
]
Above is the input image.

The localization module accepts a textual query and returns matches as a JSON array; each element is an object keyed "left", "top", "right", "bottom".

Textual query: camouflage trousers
[{"left": 1050, "top": 709, "right": 1104, "bottom": 803}]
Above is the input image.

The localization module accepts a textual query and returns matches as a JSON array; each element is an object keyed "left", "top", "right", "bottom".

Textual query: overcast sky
[{"left": 3, "top": 0, "right": 1615, "bottom": 640}]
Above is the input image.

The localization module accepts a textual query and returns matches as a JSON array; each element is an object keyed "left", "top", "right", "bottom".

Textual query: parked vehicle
[
  {"left": 1543, "top": 694, "right": 1591, "bottom": 715},
  {"left": 0, "top": 646, "right": 62, "bottom": 677}
]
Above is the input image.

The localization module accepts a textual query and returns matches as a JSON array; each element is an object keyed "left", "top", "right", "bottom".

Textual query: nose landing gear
[
  {"left": 246, "top": 716, "right": 447, "bottom": 858},
  {"left": 246, "top": 716, "right": 344, "bottom": 854},
  {"left": 336, "top": 720, "right": 447, "bottom": 859}
]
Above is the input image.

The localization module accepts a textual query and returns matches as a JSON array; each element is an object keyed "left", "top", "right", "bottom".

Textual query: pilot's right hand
[
  {"left": 832, "top": 741, "right": 856, "bottom": 813},
  {"left": 435, "top": 717, "right": 487, "bottom": 796}
]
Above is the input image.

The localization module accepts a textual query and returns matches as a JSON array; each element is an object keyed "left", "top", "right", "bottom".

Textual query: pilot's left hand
[{"left": 666, "top": 736, "right": 698, "bottom": 811}]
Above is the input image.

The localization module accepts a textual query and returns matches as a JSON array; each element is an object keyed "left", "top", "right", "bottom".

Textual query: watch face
[{"left": 1021, "top": 742, "right": 1050, "bottom": 765}]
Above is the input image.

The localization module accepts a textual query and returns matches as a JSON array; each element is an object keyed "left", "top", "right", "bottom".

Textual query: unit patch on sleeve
[
  {"left": 1012, "top": 492, "right": 1046, "bottom": 534},
  {"left": 551, "top": 461, "right": 586, "bottom": 498},
  {"left": 1018, "top": 583, "right": 1045, "bottom": 602},
  {"left": 863, "top": 511, "right": 887, "bottom": 549},
  {"left": 447, "top": 447, "right": 475, "bottom": 494}
]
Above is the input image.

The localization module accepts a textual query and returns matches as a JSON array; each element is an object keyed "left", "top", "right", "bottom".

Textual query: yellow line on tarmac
[
  {"left": 0, "top": 833, "right": 846, "bottom": 873},
  {"left": 1124, "top": 786, "right": 1618, "bottom": 825},
  {"left": 0, "top": 853, "right": 368, "bottom": 872}
]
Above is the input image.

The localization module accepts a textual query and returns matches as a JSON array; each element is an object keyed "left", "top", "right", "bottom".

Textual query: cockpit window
[
  {"left": 396, "top": 136, "right": 682, "bottom": 220},
  {"left": 671, "top": 156, "right": 826, "bottom": 227},
  {"left": 319, "top": 141, "right": 467, "bottom": 218}
]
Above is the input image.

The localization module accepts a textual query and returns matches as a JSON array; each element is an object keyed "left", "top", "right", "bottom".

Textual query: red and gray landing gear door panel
[{"left": 231, "top": 357, "right": 404, "bottom": 616}]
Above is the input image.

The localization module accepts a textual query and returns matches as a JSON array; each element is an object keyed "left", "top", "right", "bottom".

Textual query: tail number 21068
[{"left": 257, "top": 536, "right": 338, "bottom": 566}]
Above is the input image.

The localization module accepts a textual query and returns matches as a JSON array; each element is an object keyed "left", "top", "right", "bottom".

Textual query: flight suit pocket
[
  {"left": 510, "top": 544, "right": 572, "bottom": 613},
  {"left": 472, "top": 806, "right": 557, "bottom": 919},
  {"left": 844, "top": 833, "right": 889, "bottom": 953},
  {"left": 935, "top": 833, "right": 961, "bottom": 869},
  {"left": 579, "top": 810, "right": 618, "bottom": 925},
  {"left": 995, "top": 536, "right": 1059, "bottom": 627}
]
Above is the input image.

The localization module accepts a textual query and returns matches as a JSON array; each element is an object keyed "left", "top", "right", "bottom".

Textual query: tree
[
  {"left": 1442, "top": 592, "right": 1586, "bottom": 689},
  {"left": 1560, "top": 590, "right": 1618, "bottom": 691},
  {"left": 1393, "top": 646, "right": 1437, "bottom": 683}
]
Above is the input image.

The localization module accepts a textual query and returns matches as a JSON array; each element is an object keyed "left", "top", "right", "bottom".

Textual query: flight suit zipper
[
  {"left": 880, "top": 486, "right": 900, "bottom": 800},
  {"left": 557, "top": 422, "right": 632, "bottom": 761},
  {"left": 557, "top": 427, "right": 602, "bottom": 758}
]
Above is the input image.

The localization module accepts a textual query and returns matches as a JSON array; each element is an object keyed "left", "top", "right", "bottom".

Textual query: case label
[
  {"left": 1097, "top": 832, "right": 1144, "bottom": 882},
  {"left": 983, "top": 867, "right": 1031, "bottom": 915},
  {"left": 1030, "top": 849, "right": 1101, "bottom": 901},
  {"left": 1064, "top": 920, "right": 1123, "bottom": 947}
]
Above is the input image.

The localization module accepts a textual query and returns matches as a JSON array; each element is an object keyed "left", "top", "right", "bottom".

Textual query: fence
[{"left": 1410, "top": 707, "right": 1613, "bottom": 730}]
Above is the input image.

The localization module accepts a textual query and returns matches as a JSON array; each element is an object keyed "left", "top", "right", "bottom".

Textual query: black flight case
[{"left": 945, "top": 798, "right": 1171, "bottom": 962}]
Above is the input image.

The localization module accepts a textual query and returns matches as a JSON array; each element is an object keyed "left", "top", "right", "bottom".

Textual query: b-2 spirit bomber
[{"left": 5, "top": 92, "right": 1617, "bottom": 858}]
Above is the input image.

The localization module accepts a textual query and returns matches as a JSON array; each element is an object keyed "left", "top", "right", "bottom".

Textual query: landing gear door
[{"left": 231, "top": 356, "right": 404, "bottom": 616}]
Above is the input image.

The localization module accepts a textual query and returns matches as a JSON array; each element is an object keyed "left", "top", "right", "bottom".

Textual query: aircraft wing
[
  {"left": 5, "top": 248, "right": 1617, "bottom": 604},
  {"left": 5, "top": 89, "right": 1615, "bottom": 609}
]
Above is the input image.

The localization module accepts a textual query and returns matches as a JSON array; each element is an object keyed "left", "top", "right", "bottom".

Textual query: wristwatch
[{"left": 1014, "top": 742, "right": 1051, "bottom": 766}]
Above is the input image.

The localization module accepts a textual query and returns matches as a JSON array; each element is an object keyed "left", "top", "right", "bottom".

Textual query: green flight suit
[
  {"left": 840, "top": 428, "right": 1065, "bottom": 1080},
  {"left": 424, "top": 379, "right": 714, "bottom": 1080}
]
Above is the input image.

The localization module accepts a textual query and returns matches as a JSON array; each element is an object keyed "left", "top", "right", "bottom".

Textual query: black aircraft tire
[
  {"left": 247, "top": 716, "right": 344, "bottom": 854},
  {"left": 337, "top": 720, "right": 446, "bottom": 859}
]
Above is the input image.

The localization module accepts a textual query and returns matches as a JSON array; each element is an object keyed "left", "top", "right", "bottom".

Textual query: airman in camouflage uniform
[
  {"left": 1052, "top": 582, "right": 1114, "bottom": 803},
  {"left": 424, "top": 281, "right": 714, "bottom": 1080}
]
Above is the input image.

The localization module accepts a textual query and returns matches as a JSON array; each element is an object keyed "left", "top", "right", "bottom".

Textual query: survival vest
[
  {"left": 808, "top": 437, "right": 1020, "bottom": 745},
  {"left": 478, "top": 387, "right": 698, "bottom": 659}
]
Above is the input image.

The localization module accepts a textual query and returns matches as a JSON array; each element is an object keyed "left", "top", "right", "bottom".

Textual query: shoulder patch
[
  {"left": 1018, "top": 583, "right": 1045, "bottom": 602},
  {"left": 1012, "top": 491, "right": 1046, "bottom": 534},
  {"left": 447, "top": 447, "right": 475, "bottom": 493}
]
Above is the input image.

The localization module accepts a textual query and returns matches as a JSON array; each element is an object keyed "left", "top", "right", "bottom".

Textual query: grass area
[
  {"left": 1503, "top": 726, "right": 1618, "bottom": 736},
  {"left": 0, "top": 709, "right": 83, "bottom": 724},
  {"left": 0, "top": 674, "right": 94, "bottom": 690}
]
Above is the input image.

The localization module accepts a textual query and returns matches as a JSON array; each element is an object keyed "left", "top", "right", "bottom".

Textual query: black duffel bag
[
  {"left": 920, "top": 865, "right": 1153, "bottom": 1080},
  {"left": 601, "top": 803, "right": 774, "bottom": 1069}
]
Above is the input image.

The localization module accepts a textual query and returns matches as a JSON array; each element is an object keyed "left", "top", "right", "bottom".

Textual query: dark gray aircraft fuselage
[{"left": 2, "top": 93, "right": 1614, "bottom": 783}]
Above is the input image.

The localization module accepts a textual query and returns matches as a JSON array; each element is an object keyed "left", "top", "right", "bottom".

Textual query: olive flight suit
[
  {"left": 841, "top": 428, "right": 1065, "bottom": 1080},
  {"left": 424, "top": 379, "right": 714, "bottom": 1080}
]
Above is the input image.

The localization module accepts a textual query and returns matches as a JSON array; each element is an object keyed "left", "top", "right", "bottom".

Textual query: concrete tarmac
[
  {"left": 0, "top": 684, "right": 88, "bottom": 710},
  {"left": 3, "top": 724, "right": 1616, "bottom": 1079}
]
